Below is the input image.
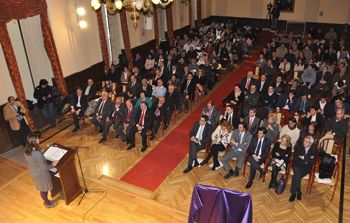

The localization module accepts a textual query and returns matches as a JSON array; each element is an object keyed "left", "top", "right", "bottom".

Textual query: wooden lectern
[{"left": 47, "top": 144, "right": 82, "bottom": 205}]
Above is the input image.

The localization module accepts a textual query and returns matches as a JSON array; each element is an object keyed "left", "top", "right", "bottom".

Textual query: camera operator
[
  {"left": 34, "top": 79, "right": 58, "bottom": 128},
  {"left": 269, "top": 3, "right": 280, "bottom": 31},
  {"left": 3, "top": 96, "right": 32, "bottom": 147}
]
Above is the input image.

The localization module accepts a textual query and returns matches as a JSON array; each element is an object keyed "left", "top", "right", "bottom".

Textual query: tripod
[
  {"left": 75, "top": 146, "right": 104, "bottom": 206},
  {"left": 261, "top": 10, "right": 272, "bottom": 31}
]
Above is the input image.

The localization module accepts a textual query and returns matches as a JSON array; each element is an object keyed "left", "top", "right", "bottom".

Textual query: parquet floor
[{"left": 1, "top": 48, "right": 348, "bottom": 222}]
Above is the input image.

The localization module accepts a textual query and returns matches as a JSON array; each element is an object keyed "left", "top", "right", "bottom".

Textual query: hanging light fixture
[{"left": 91, "top": 0, "right": 173, "bottom": 28}]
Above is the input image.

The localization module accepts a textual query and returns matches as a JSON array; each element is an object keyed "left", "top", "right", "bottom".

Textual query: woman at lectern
[{"left": 24, "top": 133, "right": 59, "bottom": 208}]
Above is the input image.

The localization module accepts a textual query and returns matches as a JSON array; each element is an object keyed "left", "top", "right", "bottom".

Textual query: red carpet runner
[{"left": 120, "top": 48, "right": 263, "bottom": 191}]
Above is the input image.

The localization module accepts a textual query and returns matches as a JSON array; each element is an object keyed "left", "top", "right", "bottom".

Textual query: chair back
[
  {"left": 318, "top": 136, "right": 341, "bottom": 157},
  {"left": 122, "top": 85, "right": 127, "bottom": 93},
  {"left": 254, "top": 67, "right": 259, "bottom": 79},
  {"left": 293, "top": 71, "right": 298, "bottom": 79}
]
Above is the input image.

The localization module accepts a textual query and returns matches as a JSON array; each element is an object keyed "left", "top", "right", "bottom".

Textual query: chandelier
[{"left": 91, "top": 0, "right": 173, "bottom": 28}]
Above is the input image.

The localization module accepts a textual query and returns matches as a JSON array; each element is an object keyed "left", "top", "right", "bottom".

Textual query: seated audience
[
  {"left": 260, "top": 85, "right": 278, "bottom": 114},
  {"left": 261, "top": 113, "right": 280, "bottom": 143},
  {"left": 279, "top": 116, "right": 300, "bottom": 148},
  {"left": 260, "top": 60, "right": 277, "bottom": 82},
  {"left": 98, "top": 98, "right": 126, "bottom": 143},
  {"left": 128, "top": 101, "right": 155, "bottom": 152},
  {"left": 272, "top": 74, "right": 285, "bottom": 95},
  {"left": 244, "top": 108, "right": 260, "bottom": 136},
  {"left": 183, "top": 115, "right": 213, "bottom": 173},
  {"left": 254, "top": 54, "right": 267, "bottom": 67},
  {"left": 268, "top": 135, "right": 292, "bottom": 189},
  {"left": 285, "top": 80, "right": 301, "bottom": 98},
  {"left": 167, "top": 74, "right": 181, "bottom": 91},
  {"left": 332, "top": 67, "right": 350, "bottom": 97},
  {"left": 70, "top": 87, "right": 87, "bottom": 132},
  {"left": 289, "top": 136, "right": 317, "bottom": 202},
  {"left": 120, "top": 67, "right": 131, "bottom": 84},
  {"left": 303, "top": 105, "right": 325, "bottom": 131},
  {"left": 276, "top": 43, "right": 287, "bottom": 58},
  {"left": 126, "top": 76, "right": 141, "bottom": 101},
  {"left": 220, "top": 104, "right": 240, "bottom": 130},
  {"left": 200, "top": 121, "right": 233, "bottom": 170},
  {"left": 150, "top": 97, "right": 167, "bottom": 140},
  {"left": 164, "top": 85, "right": 180, "bottom": 130},
  {"left": 130, "top": 67, "right": 142, "bottom": 82},
  {"left": 293, "top": 59, "right": 305, "bottom": 72},
  {"left": 144, "top": 53, "right": 155, "bottom": 71},
  {"left": 116, "top": 100, "right": 137, "bottom": 144},
  {"left": 315, "top": 66, "right": 332, "bottom": 97},
  {"left": 245, "top": 127, "right": 271, "bottom": 189},
  {"left": 271, "top": 52, "right": 280, "bottom": 69},
  {"left": 257, "top": 74, "right": 270, "bottom": 94},
  {"left": 135, "top": 91, "right": 152, "bottom": 109},
  {"left": 239, "top": 71, "right": 257, "bottom": 93},
  {"left": 221, "top": 122, "right": 252, "bottom": 179},
  {"left": 179, "top": 73, "right": 196, "bottom": 113},
  {"left": 279, "top": 58, "right": 291, "bottom": 73},
  {"left": 83, "top": 79, "right": 97, "bottom": 98},
  {"left": 314, "top": 95, "right": 330, "bottom": 115},
  {"left": 324, "top": 95, "right": 350, "bottom": 119},
  {"left": 324, "top": 108, "right": 349, "bottom": 144},
  {"left": 299, "top": 121, "right": 320, "bottom": 145},
  {"left": 276, "top": 90, "right": 297, "bottom": 119},
  {"left": 301, "top": 65, "right": 316, "bottom": 94},
  {"left": 294, "top": 92, "right": 313, "bottom": 117},
  {"left": 284, "top": 48, "right": 296, "bottom": 65},
  {"left": 133, "top": 53, "right": 145, "bottom": 70},
  {"left": 152, "top": 79, "right": 167, "bottom": 103},
  {"left": 106, "top": 64, "right": 120, "bottom": 83},
  {"left": 222, "top": 84, "right": 243, "bottom": 109},
  {"left": 91, "top": 91, "right": 113, "bottom": 133},
  {"left": 202, "top": 100, "right": 220, "bottom": 128},
  {"left": 241, "top": 84, "right": 260, "bottom": 117}
]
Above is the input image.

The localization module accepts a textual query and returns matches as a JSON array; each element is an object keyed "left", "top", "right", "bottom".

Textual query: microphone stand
[{"left": 74, "top": 146, "right": 104, "bottom": 206}]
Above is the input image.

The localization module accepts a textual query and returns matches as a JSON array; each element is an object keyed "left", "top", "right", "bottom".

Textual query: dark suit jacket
[
  {"left": 129, "top": 72, "right": 143, "bottom": 82},
  {"left": 316, "top": 71, "right": 332, "bottom": 87},
  {"left": 180, "top": 79, "right": 196, "bottom": 100},
  {"left": 240, "top": 77, "right": 257, "bottom": 91},
  {"left": 108, "top": 102, "right": 127, "bottom": 120},
  {"left": 126, "top": 81, "right": 142, "bottom": 99},
  {"left": 294, "top": 98, "right": 313, "bottom": 113},
  {"left": 292, "top": 144, "right": 318, "bottom": 174},
  {"left": 171, "top": 69, "right": 184, "bottom": 81},
  {"left": 189, "top": 122, "right": 213, "bottom": 145},
  {"left": 160, "top": 66, "right": 171, "bottom": 82},
  {"left": 324, "top": 117, "right": 349, "bottom": 143},
  {"left": 248, "top": 136, "right": 272, "bottom": 162},
  {"left": 220, "top": 112, "right": 240, "bottom": 130},
  {"left": 256, "top": 80, "right": 270, "bottom": 94},
  {"left": 260, "top": 92, "right": 278, "bottom": 109},
  {"left": 135, "top": 108, "right": 154, "bottom": 130},
  {"left": 151, "top": 101, "right": 167, "bottom": 119},
  {"left": 165, "top": 91, "right": 180, "bottom": 111},
  {"left": 142, "top": 84, "right": 153, "bottom": 98},
  {"left": 272, "top": 81, "right": 285, "bottom": 94},
  {"left": 222, "top": 91, "right": 244, "bottom": 107},
  {"left": 83, "top": 83, "right": 97, "bottom": 97},
  {"left": 202, "top": 106, "right": 220, "bottom": 127},
  {"left": 302, "top": 113, "right": 325, "bottom": 131},
  {"left": 325, "top": 102, "right": 350, "bottom": 119},
  {"left": 71, "top": 93, "right": 87, "bottom": 110},
  {"left": 121, "top": 106, "right": 137, "bottom": 125},
  {"left": 244, "top": 116, "right": 260, "bottom": 136},
  {"left": 94, "top": 98, "right": 113, "bottom": 117},
  {"left": 244, "top": 91, "right": 260, "bottom": 107},
  {"left": 106, "top": 69, "right": 120, "bottom": 82},
  {"left": 285, "top": 86, "right": 301, "bottom": 98},
  {"left": 276, "top": 93, "right": 296, "bottom": 112}
]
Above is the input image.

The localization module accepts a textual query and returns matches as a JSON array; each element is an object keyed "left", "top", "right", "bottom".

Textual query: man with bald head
[
  {"left": 98, "top": 97, "right": 127, "bottom": 143},
  {"left": 150, "top": 96, "right": 167, "bottom": 140},
  {"left": 83, "top": 79, "right": 97, "bottom": 98},
  {"left": 240, "top": 71, "right": 257, "bottom": 93},
  {"left": 116, "top": 99, "right": 137, "bottom": 144},
  {"left": 91, "top": 91, "right": 113, "bottom": 133},
  {"left": 164, "top": 85, "right": 180, "bottom": 130},
  {"left": 332, "top": 67, "right": 350, "bottom": 97}
]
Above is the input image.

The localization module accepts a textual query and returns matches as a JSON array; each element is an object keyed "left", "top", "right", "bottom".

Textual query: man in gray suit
[
  {"left": 244, "top": 107, "right": 260, "bottom": 136},
  {"left": 98, "top": 98, "right": 127, "bottom": 143},
  {"left": 202, "top": 100, "right": 220, "bottom": 128},
  {"left": 183, "top": 115, "right": 213, "bottom": 173},
  {"left": 91, "top": 91, "right": 113, "bottom": 133},
  {"left": 116, "top": 100, "right": 137, "bottom": 144},
  {"left": 222, "top": 122, "right": 252, "bottom": 179}
]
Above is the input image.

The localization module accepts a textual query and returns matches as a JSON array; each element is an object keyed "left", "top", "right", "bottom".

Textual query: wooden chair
[
  {"left": 218, "top": 102, "right": 233, "bottom": 113},
  {"left": 307, "top": 159, "right": 340, "bottom": 201},
  {"left": 266, "top": 149, "right": 294, "bottom": 187},
  {"left": 189, "top": 138, "right": 211, "bottom": 158},
  {"left": 317, "top": 137, "right": 342, "bottom": 161},
  {"left": 220, "top": 63, "right": 229, "bottom": 80},
  {"left": 135, "top": 127, "right": 157, "bottom": 147}
]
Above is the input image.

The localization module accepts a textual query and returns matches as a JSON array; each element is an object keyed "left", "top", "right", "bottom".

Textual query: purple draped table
[{"left": 188, "top": 184, "right": 253, "bottom": 223}]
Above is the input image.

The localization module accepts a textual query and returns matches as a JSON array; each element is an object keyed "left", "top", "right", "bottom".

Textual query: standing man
[
  {"left": 98, "top": 98, "right": 126, "bottom": 143},
  {"left": 245, "top": 127, "right": 271, "bottom": 188},
  {"left": 4, "top": 96, "right": 32, "bottom": 147},
  {"left": 202, "top": 101, "right": 220, "bottom": 128},
  {"left": 116, "top": 100, "right": 137, "bottom": 144},
  {"left": 270, "top": 4, "right": 280, "bottom": 31},
  {"left": 128, "top": 101, "right": 154, "bottom": 152},
  {"left": 150, "top": 97, "right": 167, "bottom": 140},
  {"left": 70, "top": 87, "right": 87, "bottom": 132},
  {"left": 289, "top": 136, "right": 317, "bottom": 202},
  {"left": 221, "top": 122, "right": 252, "bottom": 179},
  {"left": 183, "top": 115, "right": 213, "bottom": 173},
  {"left": 33, "top": 79, "right": 57, "bottom": 128},
  {"left": 91, "top": 92, "right": 113, "bottom": 133},
  {"left": 164, "top": 85, "right": 180, "bottom": 130}
]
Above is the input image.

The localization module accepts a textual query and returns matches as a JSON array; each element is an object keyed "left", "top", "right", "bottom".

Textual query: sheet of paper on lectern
[{"left": 44, "top": 146, "right": 67, "bottom": 162}]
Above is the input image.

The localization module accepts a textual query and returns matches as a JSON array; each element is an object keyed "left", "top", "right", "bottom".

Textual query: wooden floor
[{"left": 1, "top": 49, "right": 348, "bottom": 222}]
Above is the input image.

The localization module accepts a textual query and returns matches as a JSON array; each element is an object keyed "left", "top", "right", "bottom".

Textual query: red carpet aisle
[{"left": 120, "top": 48, "right": 263, "bottom": 191}]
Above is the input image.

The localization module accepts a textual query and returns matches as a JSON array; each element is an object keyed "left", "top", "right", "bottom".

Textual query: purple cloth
[{"left": 188, "top": 184, "right": 252, "bottom": 223}]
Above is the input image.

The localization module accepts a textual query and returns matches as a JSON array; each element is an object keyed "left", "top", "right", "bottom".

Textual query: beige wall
[
  {"left": 210, "top": 0, "right": 350, "bottom": 24},
  {"left": 172, "top": 0, "right": 190, "bottom": 30},
  {"left": 46, "top": 0, "right": 102, "bottom": 77}
]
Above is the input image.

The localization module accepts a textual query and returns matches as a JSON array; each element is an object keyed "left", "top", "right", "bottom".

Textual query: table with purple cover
[{"left": 188, "top": 184, "right": 253, "bottom": 223}]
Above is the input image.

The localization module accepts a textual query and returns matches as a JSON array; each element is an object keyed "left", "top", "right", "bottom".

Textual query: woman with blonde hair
[
  {"left": 261, "top": 113, "right": 280, "bottom": 143},
  {"left": 268, "top": 134, "right": 292, "bottom": 189},
  {"left": 24, "top": 133, "right": 59, "bottom": 208},
  {"left": 200, "top": 121, "right": 233, "bottom": 170}
]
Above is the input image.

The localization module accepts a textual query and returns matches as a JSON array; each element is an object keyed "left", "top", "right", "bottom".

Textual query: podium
[{"left": 46, "top": 144, "right": 82, "bottom": 205}]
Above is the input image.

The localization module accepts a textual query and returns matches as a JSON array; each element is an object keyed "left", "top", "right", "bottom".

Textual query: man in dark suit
[
  {"left": 129, "top": 67, "right": 142, "bottom": 82},
  {"left": 244, "top": 108, "right": 260, "bottom": 136},
  {"left": 182, "top": 66, "right": 193, "bottom": 83},
  {"left": 70, "top": 87, "right": 87, "bottom": 132},
  {"left": 183, "top": 115, "right": 213, "bottom": 173},
  {"left": 150, "top": 97, "right": 167, "bottom": 140},
  {"left": 285, "top": 79, "right": 301, "bottom": 98},
  {"left": 164, "top": 85, "right": 180, "bottom": 130},
  {"left": 222, "top": 122, "right": 252, "bottom": 179},
  {"left": 256, "top": 74, "right": 270, "bottom": 94},
  {"left": 289, "top": 136, "right": 318, "bottom": 202},
  {"left": 116, "top": 100, "right": 137, "bottom": 143},
  {"left": 170, "top": 63, "right": 183, "bottom": 81},
  {"left": 141, "top": 79, "right": 153, "bottom": 98},
  {"left": 202, "top": 100, "right": 220, "bottom": 128},
  {"left": 179, "top": 73, "right": 196, "bottom": 113},
  {"left": 91, "top": 91, "right": 114, "bottom": 133},
  {"left": 324, "top": 108, "right": 349, "bottom": 144},
  {"left": 128, "top": 101, "right": 155, "bottom": 152},
  {"left": 159, "top": 61, "right": 171, "bottom": 83},
  {"left": 98, "top": 98, "right": 126, "bottom": 143},
  {"left": 83, "top": 79, "right": 97, "bottom": 98},
  {"left": 324, "top": 95, "right": 350, "bottom": 119},
  {"left": 260, "top": 85, "right": 278, "bottom": 113},
  {"left": 303, "top": 105, "right": 326, "bottom": 131},
  {"left": 133, "top": 53, "right": 145, "bottom": 70},
  {"left": 165, "top": 55, "right": 174, "bottom": 72},
  {"left": 239, "top": 71, "right": 257, "bottom": 93},
  {"left": 106, "top": 64, "right": 120, "bottom": 82},
  {"left": 272, "top": 74, "right": 285, "bottom": 95},
  {"left": 126, "top": 76, "right": 141, "bottom": 101},
  {"left": 260, "top": 60, "right": 277, "bottom": 82},
  {"left": 220, "top": 104, "right": 240, "bottom": 130},
  {"left": 315, "top": 66, "right": 332, "bottom": 97},
  {"left": 246, "top": 127, "right": 271, "bottom": 188},
  {"left": 241, "top": 84, "right": 260, "bottom": 117},
  {"left": 294, "top": 92, "right": 313, "bottom": 117}
]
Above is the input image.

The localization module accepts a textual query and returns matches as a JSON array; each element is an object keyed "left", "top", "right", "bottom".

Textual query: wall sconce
[{"left": 75, "top": 4, "right": 87, "bottom": 28}]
